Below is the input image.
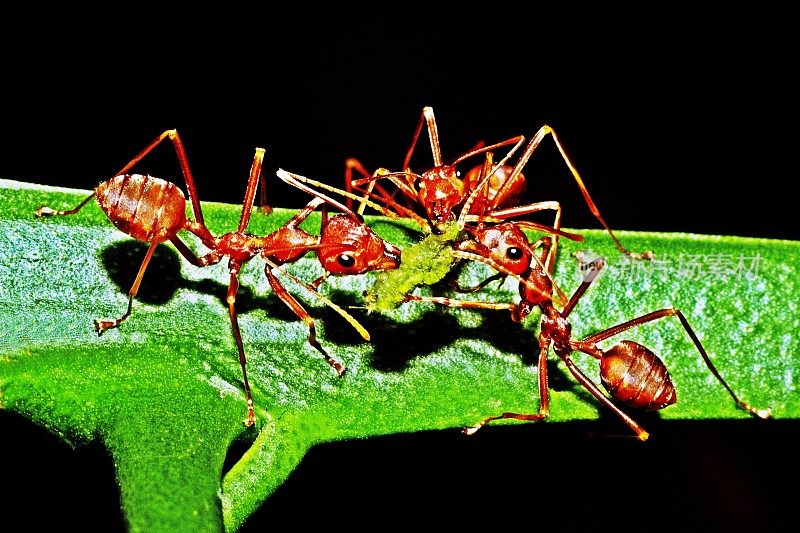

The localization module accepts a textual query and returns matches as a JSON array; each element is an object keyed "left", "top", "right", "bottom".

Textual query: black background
[{"left": 1, "top": 7, "right": 796, "bottom": 531}]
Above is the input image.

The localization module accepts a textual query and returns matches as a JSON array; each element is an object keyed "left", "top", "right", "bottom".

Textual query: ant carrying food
[
  {"left": 279, "top": 152, "right": 585, "bottom": 313},
  {"left": 35, "top": 130, "right": 401, "bottom": 426},
  {"left": 405, "top": 232, "right": 771, "bottom": 440}
]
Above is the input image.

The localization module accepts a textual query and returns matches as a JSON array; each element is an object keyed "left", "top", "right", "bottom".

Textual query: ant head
[
  {"left": 462, "top": 222, "right": 533, "bottom": 276},
  {"left": 416, "top": 166, "right": 465, "bottom": 226},
  {"left": 318, "top": 214, "right": 401, "bottom": 275}
]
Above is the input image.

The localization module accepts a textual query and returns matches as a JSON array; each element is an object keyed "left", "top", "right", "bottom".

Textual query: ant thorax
[
  {"left": 539, "top": 312, "right": 572, "bottom": 354},
  {"left": 257, "top": 227, "right": 317, "bottom": 265}
]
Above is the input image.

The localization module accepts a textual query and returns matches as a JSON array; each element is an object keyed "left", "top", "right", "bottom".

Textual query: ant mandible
[
  {"left": 36, "top": 130, "right": 401, "bottom": 426},
  {"left": 405, "top": 231, "right": 770, "bottom": 440}
]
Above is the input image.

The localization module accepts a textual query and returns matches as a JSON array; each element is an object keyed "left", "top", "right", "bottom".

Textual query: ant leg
[
  {"left": 346, "top": 162, "right": 404, "bottom": 217},
  {"left": 258, "top": 152, "right": 273, "bottom": 215},
  {"left": 265, "top": 268, "right": 346, "bottom": 376},
  {"left": 449, "top": 272, "right": 507, "bottom": 294},
  {"left": 404, "top": 106, "right": 443, "bottom": 170},
  {"left": 183, "top": 220, "right": 217, "bottom": 247},
  {"left": 579, "top": 308, "right": 771, "bottom": 419},
  {"left": 345, "top": 166, "right": 427, "bottom": 223},
  {"left": 507, "top": 125, "right": 653, "bottom": 259},
  {"left": 277, "top": 169, "right": 426, "bottom": 227},
  {"left": 168, "top": 236, "right": 223, "bottom": 267},
  {"left": 94, "top": 240, "right": 159, "bottom": 335},
  {"left": 171, "top": 237, "right": 257, "bottom": 426},
  {"left": 309, "top": 271, "right": 329, "bottom": 291},
  {"left": 257, "top": 175, "right": 272, "bottom": 215},
  {"left": 560, "top": 348, "right": 651, "bottom": 440},
  {"left": 403, "top": 294, "right": 515, "bottom": 313},
  {"left": 344, "top": 158, "right": 374, "bottom": 213},
  {"left": 236, "top": 148, "right": 267, "bottom": 234},
  {"left": 560, "top": 258, "right": 605, "bottom": 318},
  {"left": 36, "top": 193, "right": 96, "bottom": 217},
  {"left": 225, "top": 263, "right": 256, "bottom": 426},
  {"left": 110, "top": 130, "right": 210, "bottom": 230},
  {"left": 464, "top": 335, "right": 553, "bottom": 435}
]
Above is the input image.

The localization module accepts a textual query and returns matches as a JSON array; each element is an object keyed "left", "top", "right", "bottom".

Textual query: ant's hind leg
[
  {"left": 464, "top": 336, "right": 553, "bottom": 435},
  {"left": 36, "top": 193, "right": 96, "bottom": 217},
  {"left": 94, "top": 240, "right": 158, "bottom": 335},
  {"left": 580, "top": 308, "right": 771, "bottom": 419}
]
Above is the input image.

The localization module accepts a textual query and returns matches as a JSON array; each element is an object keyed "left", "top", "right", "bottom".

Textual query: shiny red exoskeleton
[
  {"left": 36, "top": 130, "right": 401, "bottom": 426},
  {"left": 407, "top": 231, "right": 770, "bottom": 440},
  {"left": 344, "top": 106, "right": 651, "bottom": 259}
]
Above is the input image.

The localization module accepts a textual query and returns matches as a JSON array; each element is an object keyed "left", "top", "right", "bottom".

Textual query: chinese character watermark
[{"left": 574, "top": 251, "right": 762, "bottom": 282}]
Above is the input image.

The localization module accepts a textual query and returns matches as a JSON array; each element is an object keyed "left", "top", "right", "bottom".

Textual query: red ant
[
  {"left": 345, "top": 106, "right": 651, "bottom": 260},
  {"left": 35, "top": 130, "right": 401, "bottom": 426},
  {"left": 405, "top": 231, "right": 770, "bottom": 440},
  {"left": 284, "top": 150, "right": 585, "bottom": 312}
]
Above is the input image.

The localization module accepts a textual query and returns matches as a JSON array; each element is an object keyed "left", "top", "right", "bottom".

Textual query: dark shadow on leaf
[
  {"left": 100, "top": 241, "right": 183, "bottom": 305},
  {"left": 220, "top": 426, "right": 259, "bottom": 480},
  {"left": 99, "top": 242, "right": 588, "bottom": 403},
  {"left": 365, "top": 310, "right": 464, "bottom": 372},
  {"left": 101, "top": 240, "right": 289, "bottom": 317},
  {"left": 335, "top": 294, "right": 592, "bottom": 403}
]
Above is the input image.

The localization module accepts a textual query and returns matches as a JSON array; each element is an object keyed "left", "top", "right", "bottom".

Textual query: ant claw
[
  {"left": 332, "top": 361, "right": 347, "bottom": 377},
  {"left": 753, "top": 407, "right": 773, "bottom": 420},
  {"left": 628, "top": 250, "right": 655, "bottom": 261},
  {"left": 93, "top": 320, "right": 107, "bottom": 336},
  {"left": 462, "top": 425, "right": 482, "bottom": 436},
  {"left": 243, "top": 399, "right": 257, "bottom": 427}
]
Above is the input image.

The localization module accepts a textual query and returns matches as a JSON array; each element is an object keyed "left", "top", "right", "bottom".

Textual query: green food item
[
  {"left": 1, "top": 180, "right": 796, "bottom": 531},
  {"left": 364, "top": 219, "right": 461, "bottom": 312}
]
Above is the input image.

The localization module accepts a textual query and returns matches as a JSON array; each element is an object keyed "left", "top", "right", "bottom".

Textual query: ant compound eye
[
  {"left": 337, "top": 254, "right": 356, "bottom": 268},
  {"left": 456, "top": 170, "right": 461, "bottom": 178},
  {"left": 414, "top": 178, "right": 423, "bottom": 190},
  {"left": 506, "top": 247, "right": 523, "bottom": 260}
]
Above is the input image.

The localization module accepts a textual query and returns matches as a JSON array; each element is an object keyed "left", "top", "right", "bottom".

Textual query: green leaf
[{"left": 0, "top": 179, "right": 796, "bottom": 531}]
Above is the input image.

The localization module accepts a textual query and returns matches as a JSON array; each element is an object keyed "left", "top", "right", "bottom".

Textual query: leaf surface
[{"left": 0, "top": 179, "right": 796, "bottom": 531}]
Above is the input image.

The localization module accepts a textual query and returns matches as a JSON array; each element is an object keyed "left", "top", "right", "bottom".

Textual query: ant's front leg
[
  {"left": 265, "top": 267, "right": 346, "bottom": 376},
  {"left": 403, "top": 293, "right": 516, "bottom": 313}
]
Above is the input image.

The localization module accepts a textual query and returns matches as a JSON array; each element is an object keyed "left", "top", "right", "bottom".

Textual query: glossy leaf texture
[{"left": 0, "top": 179, "right": 797, "bottom": 531}]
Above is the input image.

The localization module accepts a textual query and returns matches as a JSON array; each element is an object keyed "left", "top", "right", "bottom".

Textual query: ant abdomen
[
  {"left": 96, "top": 174, "right": 187, "bottom": 243},
  {"left": 600, "top": 340, "right": 677, "bottom": 410}
]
